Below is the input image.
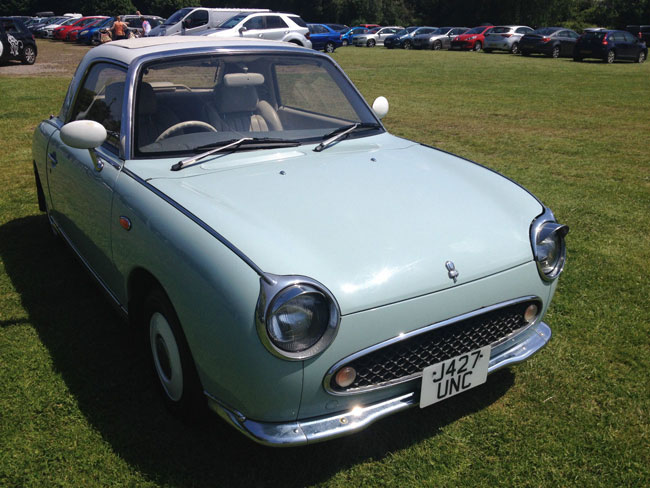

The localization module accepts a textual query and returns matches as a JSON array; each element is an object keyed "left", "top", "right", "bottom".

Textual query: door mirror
[
  {"left": 372, "top": 96, "right": 389, "bottom": 119},
  {"left": 182, "top": 19, "right": 191, "bottom": 29},
  {"left": 239, "top": 26, "right": 247, "bottom": 34},
  {"left": 61, "top": 120, "right": 107, "bottom": 149}
]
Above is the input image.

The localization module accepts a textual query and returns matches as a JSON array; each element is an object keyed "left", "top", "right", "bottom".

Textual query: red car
[
  {"left": 450, "top": 25, "right": 494, "bottom": 51},
  {"left": 67, "top": 17, "right": 107, "bottom": 41},
  {"left": 53, "top": 17, "right": 103, "bottom": 41}
]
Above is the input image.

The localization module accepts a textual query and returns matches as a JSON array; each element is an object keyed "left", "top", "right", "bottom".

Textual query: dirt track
[{"left": 0, "top": 39, "right": 91, "bottom": 77}]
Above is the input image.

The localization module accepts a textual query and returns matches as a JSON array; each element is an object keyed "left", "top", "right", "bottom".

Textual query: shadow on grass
[{"left": 1, "top": 215, "right": 515, "bottom": 487}]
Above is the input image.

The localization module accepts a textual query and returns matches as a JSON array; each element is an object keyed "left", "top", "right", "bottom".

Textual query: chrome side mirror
[{"left": 372, "top": 96, "right": 389, "bottom": 119}]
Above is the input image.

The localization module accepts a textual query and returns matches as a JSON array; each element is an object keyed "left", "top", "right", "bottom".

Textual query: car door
[
  {"left": 240, "top": 15, "right": 265, "bottom": 39},
  {"left": 46, "top": 62, "right": 127, "bottom": 290},
  {"left": 621, "top": 31, "right": 638, "bottom": 58},
  {"left": 1, "top": 19, "right": 23, "bottom": 60},
  {"left": 261, "top": 15, "right": 290, "bottom": 41},
  {"left": 182, "top": 9, "right": 209, "bottom": 35}
]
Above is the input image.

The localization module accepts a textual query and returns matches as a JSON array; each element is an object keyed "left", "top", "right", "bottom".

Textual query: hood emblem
[{"left": 445, "top": 261, "right": 459, "bottom": 283}]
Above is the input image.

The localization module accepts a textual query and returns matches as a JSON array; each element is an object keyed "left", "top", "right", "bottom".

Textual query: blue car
[
  {"left": 341, "top": 26, "right": 368, "bottom": 46},
  {"left": 384, "top": 26, "right": 437, "bottom": 49},
  {"left": 308, "top": 23, "right": 343, "bottom": 52},
  {"left": 77, "top": 16, "right": 113, "bottom": 44}
]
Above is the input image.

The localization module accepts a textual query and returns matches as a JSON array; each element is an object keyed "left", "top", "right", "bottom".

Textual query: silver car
[
  {"left": 483, "top": 25, "right": 534, "bottom": 54},
  {"left": 412, "top": 27, "right": 468, "bottom": 50},
  {"left": 353, "top": 26, "right": 403, "bottom": 47}
]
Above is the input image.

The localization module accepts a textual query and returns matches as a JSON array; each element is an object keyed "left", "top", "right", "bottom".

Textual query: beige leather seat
[
  {"left": 134, "top": 82, "right": 181, "bottom": 147},
  {"left": 205, "top": 73, "right": 282, "bottom": 132}
]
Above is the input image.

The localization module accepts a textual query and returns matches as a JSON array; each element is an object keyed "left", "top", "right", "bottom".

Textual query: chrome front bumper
[{"left": 206, "top": 322, "right": 551, "bottom": 447}]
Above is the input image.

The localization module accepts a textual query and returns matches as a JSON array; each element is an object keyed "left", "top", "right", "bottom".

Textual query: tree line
[{"left": 2, "top": 0, "right": 649, "bottom": 29}]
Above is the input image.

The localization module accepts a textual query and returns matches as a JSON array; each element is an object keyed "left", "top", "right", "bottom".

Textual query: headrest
[
  {"left": 137, "top": 82, "right": 156, "bottom": 115},
  {"left": 104, "top": 82, "right": 124, "bottom": 119},
  {"left": 223, "top": 72, "right": 264, "bottom": 87},
  {"left": 216, "top": 85, "right": 259, "bottom": 113}
]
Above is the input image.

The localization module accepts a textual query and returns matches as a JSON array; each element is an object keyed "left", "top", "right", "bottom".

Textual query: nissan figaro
[{"left": 31, "top": 37, "right": 568, "bottom": 446}]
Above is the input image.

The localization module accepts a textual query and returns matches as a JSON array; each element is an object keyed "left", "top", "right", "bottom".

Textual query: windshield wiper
[
  {"left": 171, "top": 137, "right": 301, "bottom": 171},
  {"left": 313, "top": 122, "right": 382, "bottom": 152}
]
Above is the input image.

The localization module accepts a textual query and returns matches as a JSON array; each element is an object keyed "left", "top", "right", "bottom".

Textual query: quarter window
[
  {"left": 266, "top": 16, "right": 288, "bottom": 29},
  {"left": 69, "top": 62, "right": 127, "bottom": 154}
]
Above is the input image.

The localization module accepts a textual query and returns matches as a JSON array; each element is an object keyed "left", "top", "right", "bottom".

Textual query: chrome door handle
[
  {"left": 48, "top": 151, "right": 58, "bottom": 166},
  {"left": 258, "top": 33, "right": 263, "bottom": 37}
]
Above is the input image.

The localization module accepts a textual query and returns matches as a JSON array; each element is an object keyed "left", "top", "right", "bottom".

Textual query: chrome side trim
[
  {"left": 120, "top": 167, "right": 269, "bottom": 282},
  {"left": 49, "top": 216, "right": 128, "bottom": 319},
  {"left": 323, "top": 295, "right": 541, "bottom": 395},
  {"left": 206, "top": 322, "right": 551, "bottom": 447}
]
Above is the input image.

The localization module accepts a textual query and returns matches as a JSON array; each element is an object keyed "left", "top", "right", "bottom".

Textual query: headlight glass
[
  {"left": 268, "top": 287, "right": 331, "bottom": 352},
  {"left": 530, "top": 211, "right": 569, "bottom": 281},
  {"left": 257, "top": 277, "right": 340, "bottom": 360}
]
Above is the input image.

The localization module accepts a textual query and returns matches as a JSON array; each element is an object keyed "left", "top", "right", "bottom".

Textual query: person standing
[
  {"left": 111, "top": 16, "right": 128, "bottom": 41},
  {"left": 141, "top": 16, "right": 151, "bottom": 36}
]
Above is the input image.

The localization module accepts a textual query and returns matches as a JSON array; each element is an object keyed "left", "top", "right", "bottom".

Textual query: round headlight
[
  {"left": 531, "top": 213, "right": 569, "bottom": 281},
  {"left": 257, "top": 277, "right": 340, "bottom": 360}
]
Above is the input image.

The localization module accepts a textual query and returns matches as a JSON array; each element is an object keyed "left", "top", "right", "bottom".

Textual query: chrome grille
[{"left": 329, "top": 299, "right": 540, "bottom": 393}]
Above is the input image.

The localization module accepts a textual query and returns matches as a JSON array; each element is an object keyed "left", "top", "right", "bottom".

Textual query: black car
[
  {"left": 519, "top": 27, "right": 580, "bottom": 57},
  {"left": 574, "top": 29, "right": 647, "bottom": 63},
  {"left": 0, "top": 17, "right": 37, "bottom": 65}
]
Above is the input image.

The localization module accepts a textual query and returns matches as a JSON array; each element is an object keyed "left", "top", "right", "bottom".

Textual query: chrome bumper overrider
[{"left": 206, "top": 322, "right": 551, "bottom": 447}]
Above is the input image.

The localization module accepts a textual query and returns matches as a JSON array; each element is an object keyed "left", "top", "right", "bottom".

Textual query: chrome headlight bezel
[
  {"left": 530, "top": 208, "right": 569, "bottom": 281},
  {"left": 256, "top": 274, "right": 341, "bottom": 361}
]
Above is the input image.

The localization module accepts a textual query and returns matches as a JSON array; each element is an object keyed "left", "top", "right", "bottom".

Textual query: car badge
[{"left": 445, "top": 261, "right": 459, "bottom": 283}]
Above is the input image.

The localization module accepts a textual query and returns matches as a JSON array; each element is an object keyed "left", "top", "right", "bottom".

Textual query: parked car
[
  {"left": 0, "top": 17, "right": 37, "bottom": 64},
  {"left": 53, "top": 16, "right": 102, "bottom": 41},
  {"left": 29, "top": 15, "right": 65, "bottom": 35},
  {"left": 353, "top": 26, "right": 403, "bottom": 47},
  {"left": 148, "top": 8, "right": 268, "bottom": 37},
  {"left": 412, "top": 26, "right": 468, "bottom": 50},
  {"left": 202, "top": 12, "right": 312, "bottom": 48},
  {"left": 519, "top": 27, "right": 580, "bottom": 58},
  {"left": 341, "top": 26, "right": 367, "bottom": 46},
  {"left": 359, "top": 23, "right": 380, "bottom": 29},
  {"left": 66, "top": 17, "right": 108, "bottom": 42},
  {"left": 625, "top": 24, "right": 650, "bottom": 44},
  {"left": 31, "top": 35, "right": 568, "bottom": 447},
  {"left": 77, "top": 16, "right": 113, "bottom": 44},
  {"left": 384, "top": 26, "right": 437, "bottom": 49},
  {"left": 483, "top": 25, "right": 534, "bottom": 54},
  {"left": 450, "top": 25, "right": 494, "bottom": 51},
  {"left": 308, "top": 23, "right": 342, "bottom": 53},
  {"left": 573, "top": 29, "right": 647, "bottom": 63},
  {"left": 39, "top": 16, "right": 77, "bottom": 39},
  {"left": 88, "top": 15, "right": 165, "bottom": 44}
]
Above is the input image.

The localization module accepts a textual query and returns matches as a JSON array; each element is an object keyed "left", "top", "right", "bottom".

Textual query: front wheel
[
  {"left": 473, "top": 41, "right": 482, "bottom": 52},
  {"left": 144, "top": 288, "right": 204, "bottom": 418},
  {"left": 324, "top": 41, "right": 335, "bottom": 53},
  {"left": 22, "top": 46, "right": 36, "bottom": 65},
  {"left": 432, "top": 40, "right": 442, "bottom": 50},
  {"left": 367, "top": 39, "right": 376, "bottom": 47}
]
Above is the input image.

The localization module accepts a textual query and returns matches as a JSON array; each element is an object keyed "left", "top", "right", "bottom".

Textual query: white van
[{"left": 147, "top": 7, "right": 269, "bottom": 37}]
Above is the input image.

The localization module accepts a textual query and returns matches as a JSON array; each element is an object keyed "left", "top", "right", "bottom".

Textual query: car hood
[{"left": 141, "top": 134, "right": 543, "bottom": 314}]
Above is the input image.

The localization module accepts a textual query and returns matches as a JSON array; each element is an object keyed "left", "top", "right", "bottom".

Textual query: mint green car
[{"left": 31, "top": 37, "right": 568, "bottom": 446}]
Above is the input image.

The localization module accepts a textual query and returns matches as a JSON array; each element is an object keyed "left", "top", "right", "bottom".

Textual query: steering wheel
[{"left": 155, "top": 120, "right": 217, "bottom": 142}]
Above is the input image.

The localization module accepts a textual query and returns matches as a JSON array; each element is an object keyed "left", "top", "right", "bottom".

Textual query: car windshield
[
  {"left": 465, "top": 26, "right": 486, "bottom": 35},
  {"left": 164, "top": 8, "right": 192, "bottom": 25},
  {"left": 532, "top": 27, "right": 559, "bottom": 35},
  {"left": 134, "top": 53, "right": 382, "bottom": 157},
  {"left": 219, "top": 14, "right": 248, "bottom": 29}
]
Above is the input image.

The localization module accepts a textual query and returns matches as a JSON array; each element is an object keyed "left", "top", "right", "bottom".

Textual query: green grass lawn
[{"left": 1, "top": 46, "right": 649, "bottom": 487}]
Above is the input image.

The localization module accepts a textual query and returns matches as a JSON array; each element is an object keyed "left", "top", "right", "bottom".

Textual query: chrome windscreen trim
[
  {"left": 323, "top": 295, "right": 541, "bottom": 396},
  {"left": 206, "top": 321, "right": 551, "bottom": 447}
]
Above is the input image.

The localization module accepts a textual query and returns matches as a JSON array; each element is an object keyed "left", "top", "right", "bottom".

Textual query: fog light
[
  {"left": 335, "top": 367, "right": 357, "bottom": 388},
  {"left": 524, "top": 304, "right": 539, "bottom": 324}
]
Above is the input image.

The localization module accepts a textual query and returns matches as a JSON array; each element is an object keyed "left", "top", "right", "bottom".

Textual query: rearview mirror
[
  {"left": 372, "top": 96, "right": 389, "bottom": 119},
  {"left": 61, "top": 120, "right": 107, "bottom": 149},
  {"left": 239, "top": 26, "right": 247, "bottom": 34}
]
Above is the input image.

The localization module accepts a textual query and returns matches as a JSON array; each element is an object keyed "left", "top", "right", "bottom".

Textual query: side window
[
  {"left": 3, "top": 20, "right": 18, "bottom": 33},
  {"left": 69, "top": 63, "right": 127, "bottom": 154},
  {"left": 244, "top": 16, "right": 264, "bottom": 30},
  {"left": 515, "top": 27, "right": 530, "bottom": 34},
  {"left": 266, "top": 16, "right": 288, "bottom": 29},
  {"left": 623, "top": 31, "right": 636, "bottom": 42},
  {"left": 188, "top": 10, "right": 208, "bottom": 28}
]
